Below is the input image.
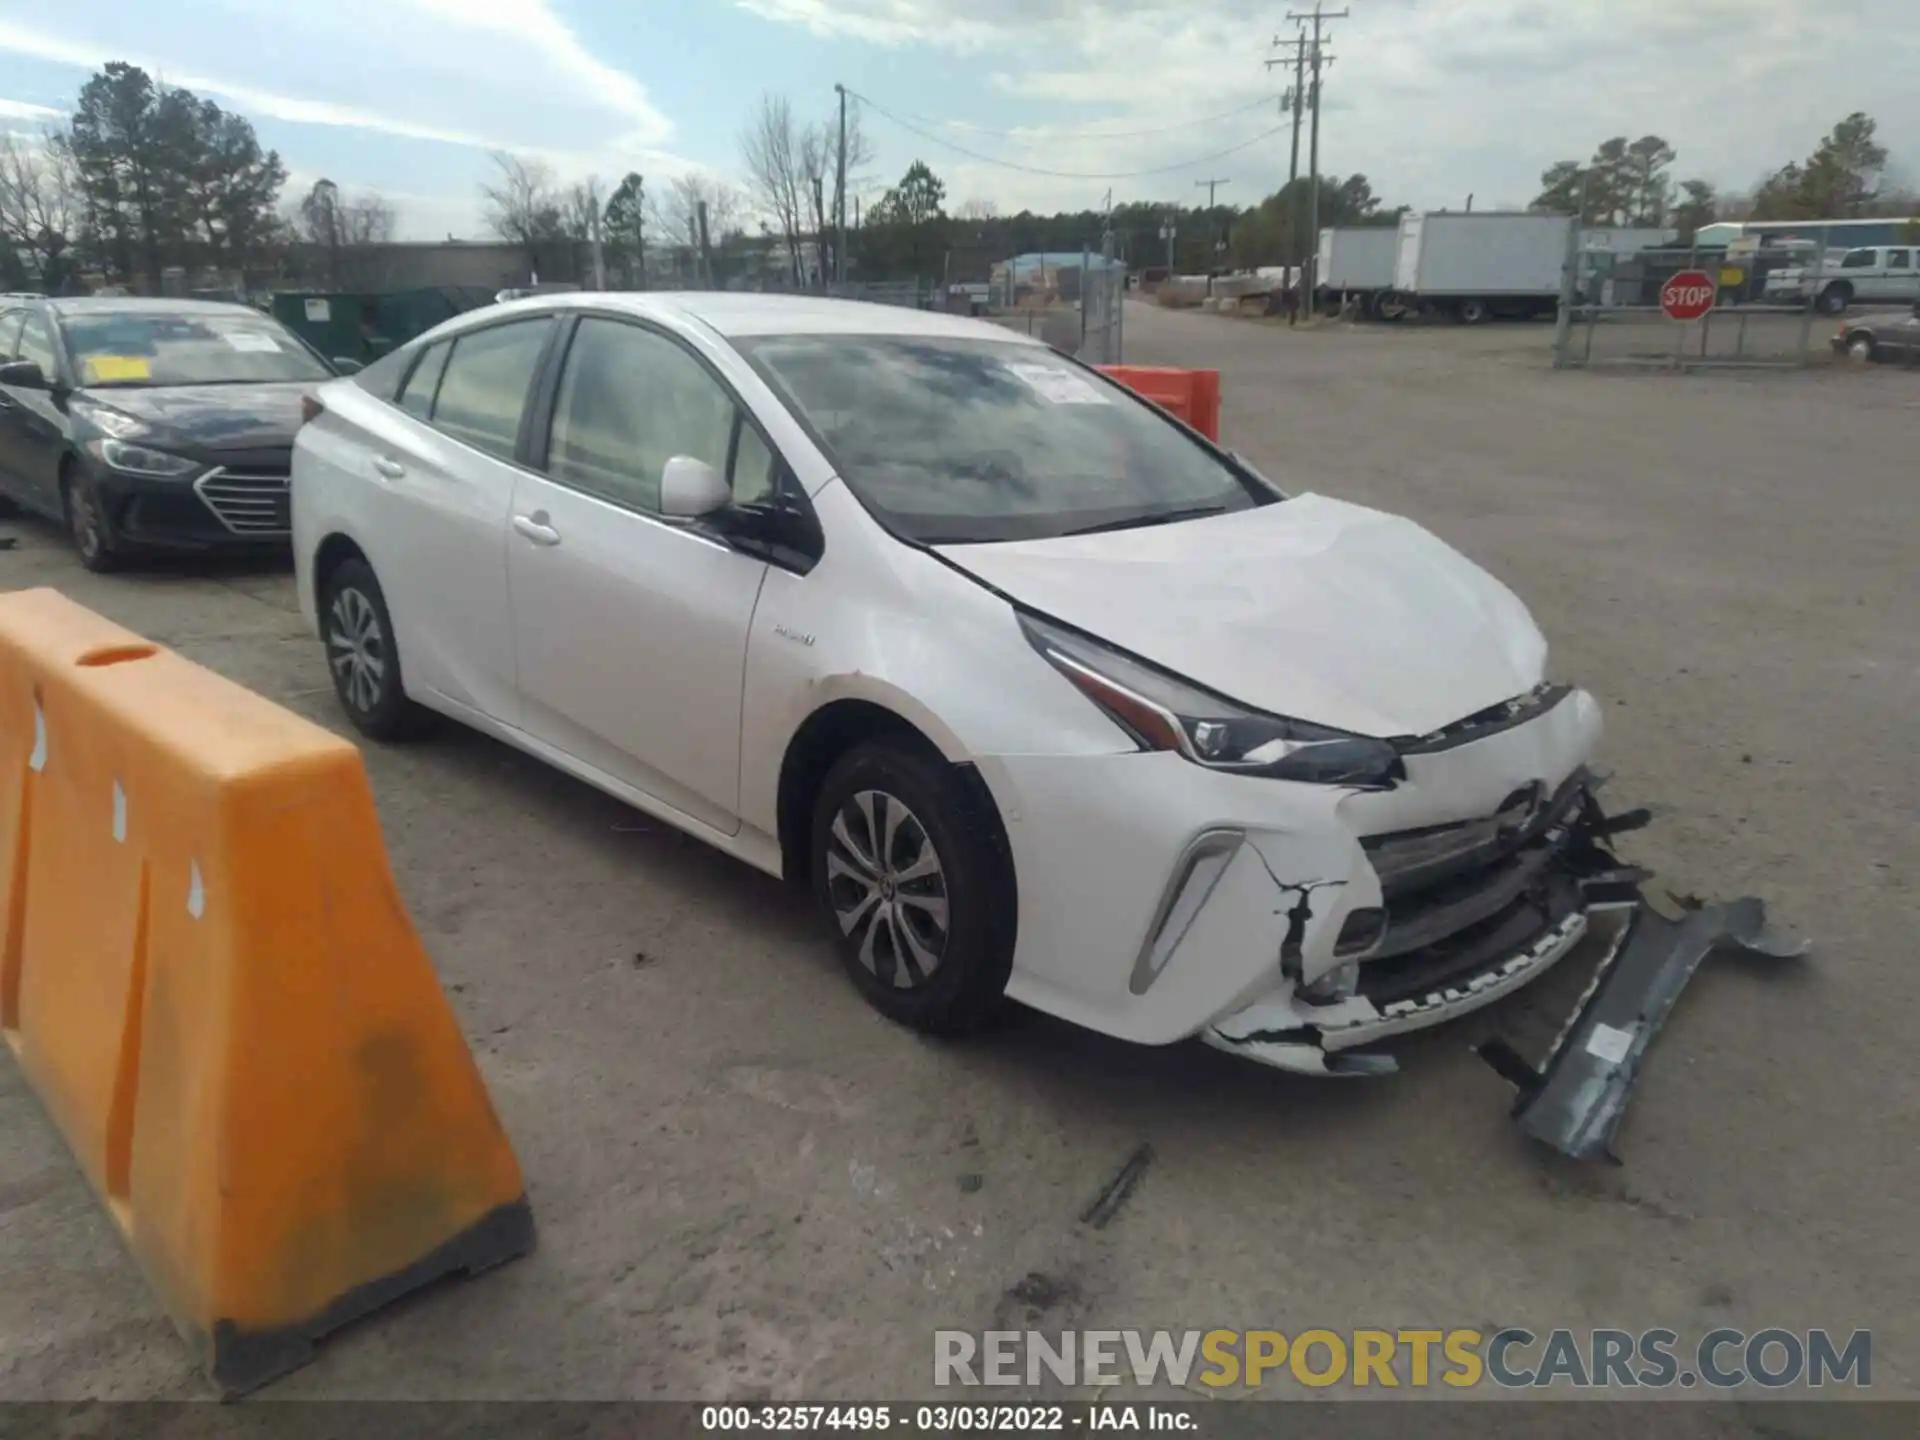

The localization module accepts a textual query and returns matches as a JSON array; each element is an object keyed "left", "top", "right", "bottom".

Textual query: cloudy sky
[{"left": 0, "top": 1, "right": 1913, "bottom": 239}]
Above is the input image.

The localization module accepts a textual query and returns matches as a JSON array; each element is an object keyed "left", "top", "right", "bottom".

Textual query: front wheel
[
  {"left": 1817, "top": 284, "right": 1850, "bottom": 315},
  {"left": 319, "top": 557, "right": 436, "bottom": 740},
  {"left": 1845, "top": 333, "right": 1877, "bottom": 364},
  {"left": 811, "top": 741, "right": 1015, "bottom": 1035},
  {"left": 64, "top": 473, "right": 125, "bottom": 573}
]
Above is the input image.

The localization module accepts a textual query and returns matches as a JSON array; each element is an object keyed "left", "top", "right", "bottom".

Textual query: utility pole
[
  {"left": 1194, "top": 179, "right": 1229, "bottom": 297},
  {"left": 834, "top": 83, "right": 849, "bottom": 285},
  {"left": 1265, "top": 31, "right": 1309, "bottom": 317},
  {"left": 587, "top": 177, "right": 607, "bottom": 291},
  {"left": 1286, "top": 3, "right": 1345, "bottom": 309}
]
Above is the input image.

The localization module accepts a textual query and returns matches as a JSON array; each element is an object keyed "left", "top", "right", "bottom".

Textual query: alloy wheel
[
  {"left": 825, "top": 789, "right": 950, "bottom": 990},
  {"left": 68, "top": 485, "right": 102, "bottom": 562},
  {"left": 326, "top": 586, "right": 388, "bottom": 714}
]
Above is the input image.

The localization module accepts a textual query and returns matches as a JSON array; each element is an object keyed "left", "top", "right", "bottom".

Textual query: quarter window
[
  {"left": 430, "top": 319, "right": 551, "bottom": 461},
  {"left": 399, "top": 340, "right": 451, "bottom": 420},
  {"left": 545, "top": 317, "right": 737, "bottom": 513}
]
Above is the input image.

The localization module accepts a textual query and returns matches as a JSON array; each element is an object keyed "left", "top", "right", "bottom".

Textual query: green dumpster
[{"left": 271, "top": 287, "right": 497, "bottom": 367}]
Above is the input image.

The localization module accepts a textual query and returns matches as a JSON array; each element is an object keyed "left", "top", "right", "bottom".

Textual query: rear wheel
[
  {"left": 319, "top": 557, "right": 436, "bottom": 740},
  {"left": 1457, "top": 298, "right": 1491, "bottom": 325},
  {"left": 811, "top": 740, "right": 1014, "bottom": 1035}
]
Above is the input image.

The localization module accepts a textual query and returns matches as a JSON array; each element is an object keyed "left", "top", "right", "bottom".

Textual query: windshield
[
  {"left": 61, "top": 310, "right": 332, "bottom": 388},
  {"left": 738, "top": 334, "right": 1272, "bottom": 543}
]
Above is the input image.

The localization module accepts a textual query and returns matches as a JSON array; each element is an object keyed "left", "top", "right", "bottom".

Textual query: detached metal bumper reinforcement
[{"left": 1479, "top": 866, "right": 1807, "bottom": 1163}]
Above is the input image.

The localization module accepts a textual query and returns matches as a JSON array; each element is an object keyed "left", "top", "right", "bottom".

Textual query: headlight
[
  {"left": 69, "top": 400, "right": 147, "bottom": 439},
  {"left": 1019, "top": 613, "right": 1401, "bottom": 787},
  {"left": 84, "top": 438, "right": 201, "bottom": 478}
]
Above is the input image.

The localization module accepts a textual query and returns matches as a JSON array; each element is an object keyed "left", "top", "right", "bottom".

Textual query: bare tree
[
  {"left": 957, "top": 197, "right": 999, "bottom": 221},
  {"left": 559, "top": 179, "right": 600, "bottom": 242},
  {"left": 652, "top": 173, "right": 743, "bottom": 281},
  {"left": 0, "top": 131, "right": 83, "bottom": 292},
  {"left": 740, "top": 94, "right": 807, "bottom": 284},
  {"left": 481, "top": 151, "right": 564, "bottom": 275}
]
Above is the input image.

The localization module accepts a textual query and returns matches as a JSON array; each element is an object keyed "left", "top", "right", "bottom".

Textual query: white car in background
[{"left": 291, "top": 292, "right": 1624, "bottom": 1076}]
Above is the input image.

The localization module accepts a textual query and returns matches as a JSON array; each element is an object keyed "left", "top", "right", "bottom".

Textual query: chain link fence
[{"left": 1554, "top": 244, "right": 1821, "bottom": 370}]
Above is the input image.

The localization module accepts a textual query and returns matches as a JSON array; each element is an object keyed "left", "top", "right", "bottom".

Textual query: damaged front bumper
[
  {"left": 1203, "top": 779, "right": 1647, "bottom": 1076},
  {"left": 1480, "top": 892, "right": 1805, "bottom": 1161}
]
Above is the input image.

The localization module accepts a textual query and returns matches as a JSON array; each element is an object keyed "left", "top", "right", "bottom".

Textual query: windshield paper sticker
[
  {"left": 1004, "top": 362, "right": 1111, "bottom": 406},
  {"left": 82, "top": 355, "right": 152, "bottom": 383},
  {"left": 224, "top": 332, "right": 282, "bottom": 353}
]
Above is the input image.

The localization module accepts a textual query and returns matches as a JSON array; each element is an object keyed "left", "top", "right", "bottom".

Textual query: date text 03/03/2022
[{"left": 700, "top": 1404, "right": 1194, "bottom": 1432}]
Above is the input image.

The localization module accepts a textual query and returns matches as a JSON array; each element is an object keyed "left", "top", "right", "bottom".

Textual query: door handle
[
  {"left": 512, "top": 513, "right": 561, "bottom": 546},
  {"left": 372, "top": 456, "right": 406, "bottom": 480}
]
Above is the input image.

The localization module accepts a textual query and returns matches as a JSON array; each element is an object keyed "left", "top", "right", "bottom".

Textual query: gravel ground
[{"left": 0, "top": 301, "right": 1914, "bottom": 1415}]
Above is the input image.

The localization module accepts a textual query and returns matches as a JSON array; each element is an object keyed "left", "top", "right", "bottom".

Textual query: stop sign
[{"left": 1660, "top": 270, "right": 1717, "bottom": 321}]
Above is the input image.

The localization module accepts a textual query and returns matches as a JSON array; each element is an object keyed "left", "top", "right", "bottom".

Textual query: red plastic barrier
[{"left": 1098, "top": 365, "right": 1222, "bottom": 442}]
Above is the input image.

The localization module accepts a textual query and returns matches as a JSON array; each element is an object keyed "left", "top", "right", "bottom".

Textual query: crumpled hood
[{"left": 937, "top": 492, "right": 1549, "bottom": 738}]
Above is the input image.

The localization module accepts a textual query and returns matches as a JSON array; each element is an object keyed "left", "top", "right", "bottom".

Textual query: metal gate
[{"left": 1553, "top": 243, "right": 1819, "bottom": 370}]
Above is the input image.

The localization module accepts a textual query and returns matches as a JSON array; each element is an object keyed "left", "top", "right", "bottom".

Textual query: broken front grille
[
  {"left": 1355, "top": 770, "right": 1589, "bottom": 1003},
  {"left": 195, "top": 466, "right": 292, "bottom": 535}
]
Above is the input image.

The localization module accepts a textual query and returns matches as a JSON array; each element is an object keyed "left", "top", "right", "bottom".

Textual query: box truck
[
  {"left": 1379, "top": 213, "right": 1678, "bottom": 322},
  {"left": 1314, "top": 228, "right": 1401, "bottom": 317}
]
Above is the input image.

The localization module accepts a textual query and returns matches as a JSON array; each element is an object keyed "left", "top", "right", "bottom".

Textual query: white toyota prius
[{"left": 292, "top": 291, "right": 1625, "bottom": 1077}]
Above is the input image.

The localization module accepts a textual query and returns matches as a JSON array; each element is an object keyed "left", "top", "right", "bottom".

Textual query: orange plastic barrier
[
  {"left": 0, "top": 588, "right": 532, "bottom": 1397},
  {"left": 1098, "top": 365, "right": 1222, "bottom": 442}
]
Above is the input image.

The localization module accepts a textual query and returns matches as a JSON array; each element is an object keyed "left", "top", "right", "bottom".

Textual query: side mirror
[
  {"left": 331, "top": 356, "right": 365, "bottom": 375},
  {"left": 659, "top": 455, "right": 731, "bottom": 519},
  {"left": 0, "top": 359, "right": 49, "bottom": 390}
]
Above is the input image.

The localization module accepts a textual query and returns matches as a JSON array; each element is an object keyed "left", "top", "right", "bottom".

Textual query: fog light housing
[
  {"left": 1334, "top": 906, "right": 1388, "bottom": 958},
  {"left": 1300, "top": 959, "right": 1361, "bottom": 1005}
]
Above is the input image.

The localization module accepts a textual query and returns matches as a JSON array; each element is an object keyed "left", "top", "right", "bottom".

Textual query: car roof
[{"left": 486, "top": 290, "right": 1047, "bottom": 344}]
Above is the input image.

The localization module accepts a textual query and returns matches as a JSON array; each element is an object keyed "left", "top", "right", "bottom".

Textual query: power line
[
  {"left": 846, "top": 91, "right": 1287, "bottom": 142},
  {"left": 845, "top": 88, "right": 1293, "bottom": 181}
]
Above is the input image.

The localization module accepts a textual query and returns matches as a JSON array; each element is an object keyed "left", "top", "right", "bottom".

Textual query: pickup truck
[{"left": 1764, "top": 244, "right": 1920, "bottom": 314}]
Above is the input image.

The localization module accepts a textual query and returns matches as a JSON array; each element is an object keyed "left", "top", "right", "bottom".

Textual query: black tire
[
  {"left": 1843, "top": 332, "right": 1877, "bottom": 364},
  {"left": 1818, "top": 284, "right": 1850, "bottom": 316},
  {"left": 810, "top": 740, "right": 1015, "bottom": 1035},
  {"left": 318, "top": 557, "right": 436, "bottom": 741},
  {"left": 63, "top": 471, "right": 125, "bottom": 573},
  {"left": 1457, "top": 299, "right": 1490, "bottom": 325}
]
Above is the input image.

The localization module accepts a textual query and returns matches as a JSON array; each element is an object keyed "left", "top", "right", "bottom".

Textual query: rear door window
[
  {"left": 1885, "top": 248, "right": 1911, "bottom": 271},
  {"left": 429, "top": 320, "right": 551, "bottom": 462}
]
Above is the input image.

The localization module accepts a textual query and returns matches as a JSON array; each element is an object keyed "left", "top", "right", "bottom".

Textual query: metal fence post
[{"left": 1552, "top": 215, "right": 1579, "bottom": 369}]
